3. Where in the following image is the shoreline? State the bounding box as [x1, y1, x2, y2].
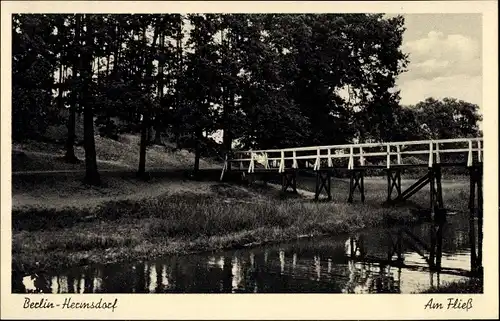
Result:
[11, 175, 477, 294]
[13, 180, 423, 276]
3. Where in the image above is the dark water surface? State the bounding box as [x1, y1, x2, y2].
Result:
[15, 215, 479, 294]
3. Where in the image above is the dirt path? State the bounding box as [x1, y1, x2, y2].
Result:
[12, 178, 215, 211]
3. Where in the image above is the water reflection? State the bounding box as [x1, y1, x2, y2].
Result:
[14, 216, 481, 294]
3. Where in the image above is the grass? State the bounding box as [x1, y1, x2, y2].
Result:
[421, 277, 483, 293]
[11, 183, 416, 274]
[12, 176, 471, 277]
[12, 133, 220, 172]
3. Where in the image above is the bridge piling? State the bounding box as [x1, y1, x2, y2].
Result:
[348, 169, 365, 203]
[282, 171, 297, 193]
[386, 168, 402, 203]
[430, 165, 445, 221]
[468, 164, 483, 273]
[314, 171, 331, 201]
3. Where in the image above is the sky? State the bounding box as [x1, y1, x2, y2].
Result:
[394, 14, 482, 108]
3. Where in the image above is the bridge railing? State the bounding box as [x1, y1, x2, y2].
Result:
[224, 137, 483, 174]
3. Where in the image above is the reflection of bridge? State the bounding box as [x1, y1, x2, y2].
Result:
[345, 221, 481, 284]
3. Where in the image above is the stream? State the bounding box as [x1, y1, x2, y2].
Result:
[14, 214, 480, 294]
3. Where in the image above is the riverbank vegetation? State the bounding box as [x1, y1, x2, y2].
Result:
[422, 277, 483, 293]
[12, 176, 470, 277]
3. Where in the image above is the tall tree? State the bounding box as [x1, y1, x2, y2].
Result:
[12, 14, 57, 140]
[64, 14, 80, 162]
[137, 16, 159, 178]
[184, 14, 220, 175]
[81, 14, 100, 185]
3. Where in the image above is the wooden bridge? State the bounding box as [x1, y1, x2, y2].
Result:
[220, 137, 483, 218]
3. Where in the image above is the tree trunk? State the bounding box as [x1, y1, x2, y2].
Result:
[82, 14, 100, 185]
[113, 23, 120, 76]
[174, 18, 183, 150]
[64, 14, 79, 163]
[154, 124, 162, 145]
[193, 127, 202, 176]
[154, 32, 165, 146]
[138, 112, 149, 177]
[137, 21, 159, 178]
[106, 51, 110, 77]
[222, 90, 234, 170]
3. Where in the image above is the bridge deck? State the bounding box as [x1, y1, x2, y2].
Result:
[228, 162, 478, 173]
[221, 137, 483, 178]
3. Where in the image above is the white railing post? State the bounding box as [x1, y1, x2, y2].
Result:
[386, 144, 391, 169]
[248, 152, 255, 173]
[428, 142, 434, 168]
[232, 137, 482, 175]
[467, 140, 473, 167]
[220, 154, 228, 181]
[435, 142, 440, 164]
[478, 140, 482, 163]
[348, 147, 354, 170]
[279, 150, 285, 173]
[314, 148, 321, 171]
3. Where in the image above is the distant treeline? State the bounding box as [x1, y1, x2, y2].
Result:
[12, 14, 481, 183]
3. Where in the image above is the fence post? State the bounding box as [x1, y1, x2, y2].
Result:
[248, 152, 255, 173]
[478, 140, 482, 163]
[360, 147, 365, 166]
[396, 145, 401, 165]
[467, 140, 473, 167]
[327, 149, 332, 167]
[292, 150, 298, 169]
[348, 147, 354, 170]
[220, 154, 228, 181]
[314, 148, 321, 171]
[435, 142, 440, 164]
[279, 150, 285, 173]
[386, 144, 391, 169]
[428, 142, 434, 168]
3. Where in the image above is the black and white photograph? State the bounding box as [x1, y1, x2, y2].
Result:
[1, 0, 498, 319]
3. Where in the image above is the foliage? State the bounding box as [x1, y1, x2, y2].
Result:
[12, 14, 482, 176]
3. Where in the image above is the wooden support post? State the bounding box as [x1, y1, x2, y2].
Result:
[429, 224, 436, 268]
[247, 173, 255, 186]
[429, 167, 436, 218]
[469, 166, 477, 272]
[435, 222, 443, 271]
[477, 165, 483, 274]
[348, 169, 365, 203]
[386, 169, 402, 203]
[432, 164, 445, 221]
[281, 171, 297, 193]
[314, 171, 331, 201]
[396, 230, 403, 262]
[468, 165, 483, 273]
[435, 165, 444, 207]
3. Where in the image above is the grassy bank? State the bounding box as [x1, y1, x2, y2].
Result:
[421, 277, 483, 293]
[12, 134, 220, 173]
[12, 180, 425, 276]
